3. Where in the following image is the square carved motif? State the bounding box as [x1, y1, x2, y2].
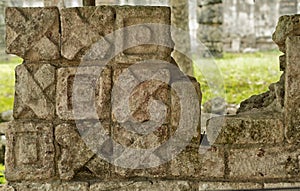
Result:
[56, 66, 111, 120]
[5, 121, 55, 181]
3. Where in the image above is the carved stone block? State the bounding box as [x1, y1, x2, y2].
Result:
[61, 7, 116, 60]
[6, 7, 60, 61]
[56, 66, 111, 120]
[115, 6, 173, 63]
[6, 121, 55, 181]
[14, 64, 56, 120]
[55, 123, 95, 180]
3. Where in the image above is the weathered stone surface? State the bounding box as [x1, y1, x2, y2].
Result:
[0, 185, 14, 191]
[61, 6, 115, 60]
[56, 66, 111, 120]
[285, 36, 300, 143]
[272, 15, 300, 53]
[90, 180, 193, 191]
[237, 73, 285, 114]
[6, 7, 60, 61]
[12, 182, 89, 191]
[198, 182, 262, 191]
[170, 147, 224, 178]
[197, 4, 223, 24]
[112, 64, 171, 151]
[55, 123, 95, 180]
[207, 113, 284, 145]
[6, 121, 55, 181]
[115, 6, 173, 63]
[228, 146, 300, 180]
[264, 182, 300, 189]
[14, 64, 56, 120]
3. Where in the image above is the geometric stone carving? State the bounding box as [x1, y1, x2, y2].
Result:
[56, 66, 111, 120]
[115, 6, 173, 63]
[5, 121, 55, 181]
[61, 7, 115, 60]
[14, 64, 56, 120]
[285, 36, 300, 143]
[6, 7, 60, 61]
[55, 123, 95, 180]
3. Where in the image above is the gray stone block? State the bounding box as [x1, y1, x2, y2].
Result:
[228, 146, 300, 180]
[207, 113, 284, 145]
[6, 7, 60, 61]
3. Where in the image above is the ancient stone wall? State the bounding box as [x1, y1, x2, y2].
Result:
[3, 5, 300, 191]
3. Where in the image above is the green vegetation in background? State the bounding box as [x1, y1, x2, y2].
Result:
[194, 50, 283, 105]
[0, 164, 5, 184]
[0, 57, 21, 114]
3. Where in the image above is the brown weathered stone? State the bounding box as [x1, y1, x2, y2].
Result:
[90, 181, 193, 191]
[12, 182, 89, 191]
[285, 36, 300, 143]
[264, 182, 300, 189]
[14, 64, 56, 120]
[6, 121, 55, 181]
[56, 66, 111, 120]
[55, 123, 95, 180]
[6, 7, 60, 61]
[228, 146, 300, 180]
[272, 15, 300, 53]
[170, 147, 224, 178]
[61, 6, 115, 60]
[207, 113, 284, 145]
[198, 182, 263, 191]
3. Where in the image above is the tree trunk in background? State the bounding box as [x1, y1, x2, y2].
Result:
[170, 0, 193, 76]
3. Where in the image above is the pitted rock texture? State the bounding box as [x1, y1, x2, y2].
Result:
[6, 7, 60, 61]
[14, 63, 56, 120]
[285, 36, 300, 143]
[5, 121, 55, 181]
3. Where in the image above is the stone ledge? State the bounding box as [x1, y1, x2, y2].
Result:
[206, 113, 284, 145]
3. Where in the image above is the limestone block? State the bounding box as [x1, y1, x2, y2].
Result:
[61, 6, 116, 60]
[5, 121, 55, 181]
[198, 182, 263, 191]
[207, 113, 284, 145]
[90, 181, 193, 191]
[12, 182, 89, 191]
[228, 146, 300, 180]
[197, 4, 223, 24]
[169, 147, 224, 178]
[14, 64, 56, 120]
[264, 182, 300, 189]
[285, 36, 300, 143]
[55, 123, 95, 180]
[6, 7, 60, 61]
[112, 64, 171, 152]
[115, 6, 173, 63]
[272, 15, 300, 53]
[56, 66, 111, 120]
